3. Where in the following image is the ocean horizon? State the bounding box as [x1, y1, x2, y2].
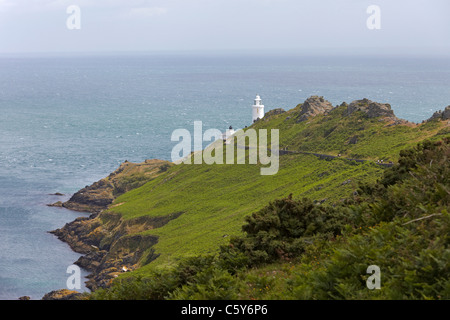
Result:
[1, 52, 450, 299]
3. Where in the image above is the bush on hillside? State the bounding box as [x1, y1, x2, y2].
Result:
[220, 195, 348, 267]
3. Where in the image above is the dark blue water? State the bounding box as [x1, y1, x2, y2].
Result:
[1, 53, 449, 299]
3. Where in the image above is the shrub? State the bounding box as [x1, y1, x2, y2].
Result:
[220, 195, 348, 267]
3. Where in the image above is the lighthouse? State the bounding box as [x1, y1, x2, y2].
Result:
[252, 94, 264, 123]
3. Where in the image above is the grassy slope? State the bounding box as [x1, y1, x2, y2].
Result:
[99, 100, 449, 279]
[91, 137, 450, 300]
[252, 104, 448, 161]
[111, 155, 383, 273]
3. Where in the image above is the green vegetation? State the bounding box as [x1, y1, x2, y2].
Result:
[106, 154, 383, 271]
[108, 160, 174, 197]
[99, 100, 448, 272]
[91, 138, 450, 300]
[65, 97, 450, 300]
[252, 104, 447, 161]
[220, 196, 347, 267]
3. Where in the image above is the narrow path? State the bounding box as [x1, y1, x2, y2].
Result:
[279, 149, 394, 167]
[236, 144, 394, 167]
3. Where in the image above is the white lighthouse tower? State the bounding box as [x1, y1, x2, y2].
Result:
[252, 94, 264, 123]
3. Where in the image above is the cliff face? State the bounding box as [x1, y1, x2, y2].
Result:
[48, 159, 175, 292]
[50, 211, 183, 291]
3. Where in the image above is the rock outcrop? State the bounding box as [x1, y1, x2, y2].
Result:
[345, 98, 396, 119]
[48, 159, 172, 213]
[296, 96, 334, 122]
[46, 159, 179, 292]
[42, 289, 84, 300]
[428, 105, 450, 121]
[444, 107, 450, 120]
[50, 209, 183, 291]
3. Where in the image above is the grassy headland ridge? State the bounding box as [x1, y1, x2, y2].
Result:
[49, 159, 173, 214]
[48, 96, 450, 299]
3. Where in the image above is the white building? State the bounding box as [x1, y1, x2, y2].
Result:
[252, 94, 265, 123]
[219, 95, 264, 145]
[222, 126, 236, 144]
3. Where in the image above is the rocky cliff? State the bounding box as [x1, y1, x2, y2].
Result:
[428, 105, 450, 122]
[295, 96, 334, 122]
[50, 211, 182, 291]
[48, 159, 172, 213]
[293, 96, 402, 124]
[47, 159, 175, 293]
[345, 98, 396, 119]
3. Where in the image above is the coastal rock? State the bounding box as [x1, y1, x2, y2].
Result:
[47, 201, 63, 208]
[345, 98, 396, 119]
[428, 105, 450, 121]
[78, 233, 161, 291]
[296, 96, 334, 122]
[49, 159, 173, 213]
[41, 289, 83, 300]
[50, 209, 183, 291]
[50, 215, 103, 254]
[74, 250, 107, 271]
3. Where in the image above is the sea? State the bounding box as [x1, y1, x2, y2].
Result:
[0, 52, 449, 300]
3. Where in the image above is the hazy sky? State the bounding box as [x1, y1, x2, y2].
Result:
[0, 0, 449, 54]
